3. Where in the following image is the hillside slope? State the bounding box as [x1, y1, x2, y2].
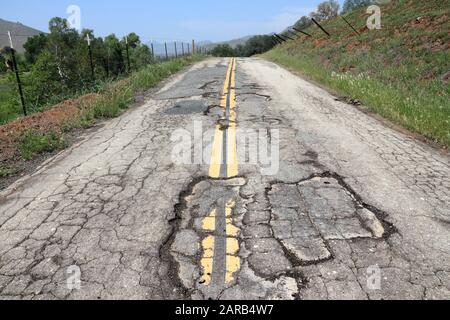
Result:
[263, 0, 450, 147]
[205, 35, 254, 50]
[0, 18, 43, 52]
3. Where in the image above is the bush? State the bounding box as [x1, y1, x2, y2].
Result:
[19, 130, 66, 160]
[211, 44, 236, 57]
[342, 0, 373, 14]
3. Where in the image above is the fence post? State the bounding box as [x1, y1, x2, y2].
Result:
[151, 43, 155, 60]
[311, 18, 331, 37]
[288, 30, 299, 39]
[165, 42, 169, 60]
[174, 42, 178, 58]
[272, 35, 281, 44]
[192, 40, 195, 54]
[86, 33, 95, 81]
[7, 32, 27, 116]
[281, 34, 295, 41]
[182, 42, 185, 56]
[187, 43, 190, 55]
[341, 15, 360, 36]
[125, 36, 131, 72]
[292, 27, 312, 37]
[274, 34, 287, 43]
[106, 47, 110, 77]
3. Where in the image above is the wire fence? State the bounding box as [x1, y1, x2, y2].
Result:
[0, 31, 208, 117]
[271, 13, 366, 46]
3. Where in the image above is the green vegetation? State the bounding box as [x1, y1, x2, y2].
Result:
[211, 35, 276, 57]
[0, 15, 204, 174]
[342, 0, 373, 14]
[0, 164, 15, 178]
[19, 130, 66, 160]
[264, 0, 450, 147]
[0, 54, 203, 169]
[0, 17, 157, 124]
[80, 56, 201, 125]
[0, 74, 23, 124]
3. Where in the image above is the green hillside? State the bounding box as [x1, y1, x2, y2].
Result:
[263, 0, 450, 147]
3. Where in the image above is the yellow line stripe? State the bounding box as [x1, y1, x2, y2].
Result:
[227, 58, 238, 177]
[225, 199, 241, 284]
[209, 58, 239, 178]
[209, 58, 234, 178]
[209, 126, 223, 178]
[220, 59, 233, 109]
[200, 236, 215, 286]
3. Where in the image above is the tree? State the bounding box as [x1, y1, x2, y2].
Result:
[211, 44, 236, 57]
[23, 34, 48, 65]
[0, 52, 7, 73]
[342, 0, 373, 14]
[294, 16, 313, 30]
[130, 44, 152, 67]
[13, 16, 155, 112]
[311, 0, 340, 21]
[240, 35, 275, 57]
[105, 34, 126, 76]
[124, 33, 141, 48]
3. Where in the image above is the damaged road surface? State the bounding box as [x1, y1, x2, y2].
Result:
[0, 58, 449, 300]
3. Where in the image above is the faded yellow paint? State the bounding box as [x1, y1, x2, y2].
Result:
[203, 58, 243, 286]
[225, 199, 240, 237]
[226, 255, 241, 284]
[226, 237, 240, 255]
[200, 235, 215, 286]
[227, 123, 238, 177]
[226, 219, 240, 237]
[225, 199, 241, 284]
[209, 58, 234, 178]
[227, 58, 238, 177]
[208, 126, 223, 178]
[225, 200, 236, 216]
[220, 58, 233, 109]
[202, 209, 216, 232]
[202, 235, 215, 258]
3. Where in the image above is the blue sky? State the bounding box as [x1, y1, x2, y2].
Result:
[2, 0, 345, 42]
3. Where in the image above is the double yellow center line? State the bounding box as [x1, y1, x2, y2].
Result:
[209, 58, 238, 179]
[200, 200, 241, 286]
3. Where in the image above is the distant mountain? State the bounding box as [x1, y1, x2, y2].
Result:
[203, 35, 256, 50]
[0, 18, 44, 53]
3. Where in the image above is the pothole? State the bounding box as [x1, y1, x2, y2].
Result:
[266, 172, 396, 266]
[165, 100, 207, 115]
[237, 93, 272, 102]
[199, 80, 220, 90]
[169, 177, 248, 299]
[202, 92, 219, 99]
[203, 105, 222, 116]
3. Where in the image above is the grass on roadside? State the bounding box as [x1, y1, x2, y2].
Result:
[18, 130, 66, 161]
[263, 0, 450, 147]
[0, 75, 20, 125]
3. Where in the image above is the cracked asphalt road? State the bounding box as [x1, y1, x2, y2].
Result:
[0, 58, 449, 300]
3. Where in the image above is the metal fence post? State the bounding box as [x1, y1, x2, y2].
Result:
[151, 43, 155, 60]
[311, 18, 331, 37]
[7, 32, 27, 116]
[86, 33, 95, 81]
[125, 36, 131, 72]
[341, 16, 361, 36]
